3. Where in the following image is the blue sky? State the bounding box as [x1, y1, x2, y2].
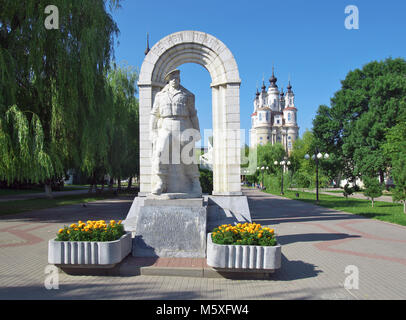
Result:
[111, 0, 406, 146]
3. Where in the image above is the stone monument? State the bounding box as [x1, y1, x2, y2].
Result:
[124, 31, 252, 259]
[127, 69, 207, 258]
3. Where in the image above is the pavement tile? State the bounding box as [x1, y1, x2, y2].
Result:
[0, 190, 405, 299]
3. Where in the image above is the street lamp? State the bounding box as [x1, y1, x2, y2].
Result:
[256, 167, 260, 188]
[241, 169, 248, 184]
[304, 148, 330, 203]
[274, 158, 291, 195]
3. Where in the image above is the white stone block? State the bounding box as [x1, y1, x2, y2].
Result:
[226, 113, 240, 122]
[139, 149, 152, 158]
[48, 233, 132, 266]
[206, 234, 281, 270]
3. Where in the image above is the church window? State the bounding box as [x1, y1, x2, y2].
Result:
[288, 113, 291, 121]
[259, 113, 262, 121]
[288, 136, 291, 140]
[266, 112, 269, 121]
[276, 119, 280, 124]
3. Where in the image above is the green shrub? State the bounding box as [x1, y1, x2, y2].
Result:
[199, 168, 213, 194]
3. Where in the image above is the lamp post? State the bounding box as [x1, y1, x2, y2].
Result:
[274, 158, 291, 195]
[304, 148, 329, 203]
[260, 166, 265, 189]
[242, 169, 249, 184]
[256, 167, 260, 188]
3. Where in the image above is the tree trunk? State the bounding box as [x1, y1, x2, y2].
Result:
[88, 173, 97, 193]
[108, 178, 114, 192]
[117, 177, 121, 192]
[404, 201, 405, 214]
[127, 177, 132, 190]
[44, 183, 53, 198]
[379, 171, 385, 185]
[372, 198, 374, 208]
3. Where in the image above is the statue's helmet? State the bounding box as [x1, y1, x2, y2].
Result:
[164, 69, 180, 82]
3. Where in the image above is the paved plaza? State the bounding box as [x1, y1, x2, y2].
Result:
[0, 188, 406, 300]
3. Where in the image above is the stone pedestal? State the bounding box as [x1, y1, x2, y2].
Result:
[206, 195, 252, 232]
[125, 197, 207, 258]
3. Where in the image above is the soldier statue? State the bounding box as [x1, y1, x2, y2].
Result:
[150, 69, 202, 197]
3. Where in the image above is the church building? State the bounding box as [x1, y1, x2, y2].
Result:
[249, 69, 299, 153]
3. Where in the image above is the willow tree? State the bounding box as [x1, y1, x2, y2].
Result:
[0, 0, 122, 193]
[105, 63, 139, 191]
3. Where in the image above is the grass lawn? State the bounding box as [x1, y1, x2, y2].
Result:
[0, 185, 89, 196]
[265, 188, 406, 227]
[0, 188, 44, 196]
[299, 189, 393, 197]
[0, 191, 136, 216]
[322, 190, 346, 194]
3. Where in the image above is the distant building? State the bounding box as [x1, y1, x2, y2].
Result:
[249, 68, 299, 153]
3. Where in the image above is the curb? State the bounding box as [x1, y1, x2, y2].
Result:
[56, 256, 277, 279]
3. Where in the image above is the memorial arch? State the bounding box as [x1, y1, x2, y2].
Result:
[138, 30, 242, 196]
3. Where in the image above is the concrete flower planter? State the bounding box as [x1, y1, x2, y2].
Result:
[48, 232, 132, 267]
[206, 233, 281, 271]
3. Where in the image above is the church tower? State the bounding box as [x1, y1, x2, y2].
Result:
[249, 70, 299, 153]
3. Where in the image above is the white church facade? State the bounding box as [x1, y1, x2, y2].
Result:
[249, 69, 299, 153]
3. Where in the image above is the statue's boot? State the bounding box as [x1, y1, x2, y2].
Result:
[191, 179, 202, 195]
[152, 176, 166, 195]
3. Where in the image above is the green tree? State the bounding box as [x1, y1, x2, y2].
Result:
[381, 114, 406, 213]
[0, 0, 122, 193]
[289, 130, 332, 189]
[256, 143, 286, 174]
[363, 176, 383, 207]
[391, 159, 406, 214]
[382, 114, 406, 165]
[313, 58, 406, 184]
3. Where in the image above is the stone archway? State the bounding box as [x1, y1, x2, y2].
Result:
[138, 30, 242, 196]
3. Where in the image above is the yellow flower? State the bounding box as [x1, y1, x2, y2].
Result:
[70, 223, 77, 228]
[58, 229, 64, 234]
